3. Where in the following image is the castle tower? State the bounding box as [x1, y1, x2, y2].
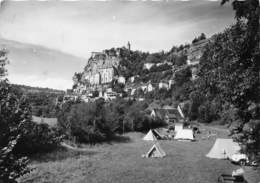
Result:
[127, 41, 131, 50]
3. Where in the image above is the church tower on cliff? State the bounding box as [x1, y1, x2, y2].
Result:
[127, 41, 131, 50]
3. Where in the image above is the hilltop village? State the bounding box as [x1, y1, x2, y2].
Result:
[66, 38, 209, 103]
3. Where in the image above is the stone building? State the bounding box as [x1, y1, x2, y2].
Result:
[82, 51, 120, 90]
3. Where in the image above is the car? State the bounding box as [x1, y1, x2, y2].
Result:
[230, 153, 259, 166]
[218, 174, 247, 183]
[230, 153, 249, 165]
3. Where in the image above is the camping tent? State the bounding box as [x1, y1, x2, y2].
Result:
[174, 129, 194, 141]
[142, 143, 166, 158]
[174, 123, 183, 132]
[143, 129, 163, 141]
[206, 138, 241, 159]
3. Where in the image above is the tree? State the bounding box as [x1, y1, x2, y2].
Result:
[57, 99, 114, 143]
[220, 0, 260, 154]
[0, 49, 8, 79]
[0, 50, 31, 182]
[194, 0, 259, 154]
[192, 33, 206, 44]
[0, 80, 31, 182]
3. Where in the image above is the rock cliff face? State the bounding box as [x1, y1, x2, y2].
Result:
[74, 51, 121, 94]
[187, 39, 209, 65]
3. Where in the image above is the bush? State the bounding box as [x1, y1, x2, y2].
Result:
[198, 101, 220, 123]
[220, 104, 239, 126]
[0, 80, 31, 182]
[14, 121, 63, 155]
[188, 91, 204, 120]
[58, 100, 114, 143]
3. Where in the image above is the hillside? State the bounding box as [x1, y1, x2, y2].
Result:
[0, 38, 86, 90]
[12, 84, 65, 94]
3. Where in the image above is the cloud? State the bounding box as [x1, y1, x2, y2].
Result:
[0, 1, 235, 89]
[0, 1, 234, 57]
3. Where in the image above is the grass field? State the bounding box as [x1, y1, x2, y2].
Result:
[19, 125, 259, 183]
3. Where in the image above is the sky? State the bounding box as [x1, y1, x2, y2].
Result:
[0, 0, 235, 90]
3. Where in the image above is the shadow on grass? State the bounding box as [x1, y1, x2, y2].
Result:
[106, 134, 131, 145]
[29, 135, 131, 162]
[30, 146, 98, 163]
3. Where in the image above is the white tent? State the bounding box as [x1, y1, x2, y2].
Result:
[152, 129, 163, 139]
[174, 123, 183, 132]
[143, 129, 162, 141]
[174, 129, 194, 141]
[177, 105, 185, 118]
[206, 138, 241, 159]
[142, 143, 166, 158]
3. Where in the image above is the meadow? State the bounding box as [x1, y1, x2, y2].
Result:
[19, 126, 259, 183]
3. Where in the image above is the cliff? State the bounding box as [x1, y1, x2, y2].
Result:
[73, 50, 121, 94]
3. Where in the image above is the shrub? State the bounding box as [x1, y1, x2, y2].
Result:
[220, 104, 239, 126]
[198, 101, 220, 123]
[58, 100, 114, 143]
[0, 80, 31, 182]
[188, 91, 204, 120]
[14, 121, 63, 155]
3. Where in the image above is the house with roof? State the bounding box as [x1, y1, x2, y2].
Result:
[143, 63, 155, 70]
[158, 81, 169, 90]
[147, 83, 154, 92]
[117, 76, 126, 84]
[32, 115, 58, 127]
[150, 108, 183, 123]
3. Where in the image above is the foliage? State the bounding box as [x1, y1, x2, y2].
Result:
[111, 81, 125, 94]
[188, 91, 204, 120]
[174, 67, 192, 86]
[14, 121, 63, 155]
[194, 0, 260, 153]
[198, 101, 220, 123]
[25, 92, 61, 118]
[57, 99, 114, 143]
[56, 98, 165, 138]
[192, 33, 206, 44]
[145, 52, 166, 64]
[0, 49, 9, 79]
[220, 103, 239, 126]
[106, 99, 164, 133]
[0, 80, 31, 183]
[171, 81, 192, 102]
[117, 48, 148, 79]
[0, 49, 64, 182]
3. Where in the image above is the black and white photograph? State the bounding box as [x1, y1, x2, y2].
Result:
[0, 0, 259, 182]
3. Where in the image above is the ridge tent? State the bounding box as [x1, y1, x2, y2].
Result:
[206, 138, 241, 159]
[143, 129, 163, 141]
[142, 143, 166, 158]
[153, 129, 163, 139]
[174, 123, 183, 132]
[174, 129, 194, 141]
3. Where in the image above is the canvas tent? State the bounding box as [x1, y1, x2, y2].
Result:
[142, 143, 166, 158]
[206, 138, 241, 159]
[174, 123, 183, 132]
[143, 129, 163, 141]
[174, 129, 194, 141]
